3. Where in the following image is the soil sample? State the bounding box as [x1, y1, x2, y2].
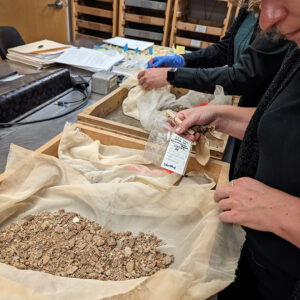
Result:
[0, 210, 174, 281]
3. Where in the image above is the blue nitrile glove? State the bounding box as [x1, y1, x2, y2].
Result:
[147, 55, 185, 68]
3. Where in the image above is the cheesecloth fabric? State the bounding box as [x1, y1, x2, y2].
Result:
[121, 76, 231, 164]
[0, 125, 245, 300]
[121, 76, 232, 132]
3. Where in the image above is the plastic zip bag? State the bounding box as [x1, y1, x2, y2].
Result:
[144, 117, 192, 175]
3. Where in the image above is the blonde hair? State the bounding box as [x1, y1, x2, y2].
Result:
[228, 0, 244, 6]
[248, 0, 261, 13]
[229, 0, 261, 13]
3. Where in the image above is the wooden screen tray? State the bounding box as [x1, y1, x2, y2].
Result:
[0, 123, 229, 188]
[78, 86, 229, 160]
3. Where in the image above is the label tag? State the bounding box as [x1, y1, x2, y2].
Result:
[190, 39, 201, 48]
[195, 25, 207, 33]
[109, 76, 117, 89]
[161, 133, 192, 175]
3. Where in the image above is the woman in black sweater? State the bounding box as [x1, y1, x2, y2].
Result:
[174, 0, 300, 298]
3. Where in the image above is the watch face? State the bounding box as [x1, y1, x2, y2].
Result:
[167, 68, 176, 84]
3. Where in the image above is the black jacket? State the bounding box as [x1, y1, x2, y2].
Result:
[173, 8, 290, 107]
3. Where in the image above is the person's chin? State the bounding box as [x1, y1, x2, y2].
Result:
[285, 29, 300, 44]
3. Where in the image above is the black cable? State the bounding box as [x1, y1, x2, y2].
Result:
[0, 88, 88, 128]
[55, 89, 88, 106]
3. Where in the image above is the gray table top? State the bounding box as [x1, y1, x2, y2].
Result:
[0, 60, 105, 173]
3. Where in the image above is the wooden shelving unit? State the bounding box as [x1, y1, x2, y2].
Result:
[169, 0, 239, 49]
[118, 0, 174, 46]
[71, 0, 118, 41]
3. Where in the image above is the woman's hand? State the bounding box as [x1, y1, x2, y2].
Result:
[176, 106, 256, 140]
[215, 177, 300, 248]
[174, 106, 218, 141]
[138, 68, 170, 89]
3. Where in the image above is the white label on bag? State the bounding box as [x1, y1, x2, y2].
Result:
[195, 25, 207, 33]
[161, 133, 192, 175]
[190, 39, 201, 47]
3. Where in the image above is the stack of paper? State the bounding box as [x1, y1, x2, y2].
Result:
[103, 37, 154, 51]
[55, 47, 125, 72]
[7, 40, 71, 68]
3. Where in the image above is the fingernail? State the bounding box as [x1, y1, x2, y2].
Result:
[175, 127, 182, 134]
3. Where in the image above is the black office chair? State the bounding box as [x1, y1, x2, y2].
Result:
[0, 26, 24, 60]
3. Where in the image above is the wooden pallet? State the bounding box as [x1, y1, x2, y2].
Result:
[77, 86, 231, 160]
[118, 0, 174, 46]
[170, 0, 239, 49]
[71, 0, 118, 41]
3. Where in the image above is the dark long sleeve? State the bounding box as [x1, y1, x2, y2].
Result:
[173, 36, 290, 96]
[181, 30, 231, 68]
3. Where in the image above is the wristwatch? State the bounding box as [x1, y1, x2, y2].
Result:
[167, 68, 177, 85]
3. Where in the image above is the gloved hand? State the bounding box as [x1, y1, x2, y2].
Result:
[147, 55, 185, 68]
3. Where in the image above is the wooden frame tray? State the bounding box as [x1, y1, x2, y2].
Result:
[0, 123, 229, 188]
[78, 86, 229, 160]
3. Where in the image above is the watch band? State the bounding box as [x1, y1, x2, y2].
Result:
[167, 68, 177, 85]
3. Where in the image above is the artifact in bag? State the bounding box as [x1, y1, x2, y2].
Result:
[165, 110, 223, 166]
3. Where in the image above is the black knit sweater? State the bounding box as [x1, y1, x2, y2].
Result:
[233, 42, 300, 300]
[233, 43, 300, 179]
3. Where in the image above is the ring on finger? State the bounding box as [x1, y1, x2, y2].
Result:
[231, 180, 235, 187]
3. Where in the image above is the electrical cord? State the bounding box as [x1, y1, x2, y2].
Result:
[0, 87, 89, 128]
[55, 89, 88, 106]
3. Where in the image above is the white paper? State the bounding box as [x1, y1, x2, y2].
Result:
[55, 47, 124, 71]
[195, 25, 207, 33]
[190, 40, 201, 48]
[161, 133, 192, 175]
[0, 74, 24, 82]
[103, 37, 154, 51]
